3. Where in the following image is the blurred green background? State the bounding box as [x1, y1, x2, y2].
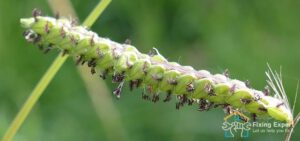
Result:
[1, 0, 300, 141]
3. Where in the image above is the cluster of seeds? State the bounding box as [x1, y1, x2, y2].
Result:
[20, 10, 293, 125]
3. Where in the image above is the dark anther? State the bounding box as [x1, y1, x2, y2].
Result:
[198, 100, 206, 111]
[205, 84, 216, 96]
[32, 8, 42, 22]
[23, 30, 30, 37]
[142, 62, 148, 74]
[142, 92, 150, 101]
[34, 34, 41, 43]
[60, 27, 66, 38]
[129, 79, 142, 90]
[100, 69, 108, 80]
[223, 69, 230, 78]
[263, 86, 270, 96]
[88, 58, 96, 67]
[215, 104, 228, 109]
[163, 91, 172, 102]
[245, 80, 251, 88]
[96, 48, 104, 59]
[230, 84, 236, 94]
[276, 102, 284, 108]
[23, 30, 39, 43]
[254, 93, 261, 101]
[43, 48, 51, 54]
[129, 81, 134, 91]
[240, 98, 252, 104]
[176, 95, 187, 108]
[136, 79, 142, 88]
[207, 102, 214, 110]
[62, 50, 68, 57]
[76, 55, 83, 65]
[198, 99, 212, 111]
[152, 94, 159, 103]
[112, 72, 125, 83]
[90, 35, 95, 46]
[129, 80, 141, 91]
[175, 102, 181, 109]
[37, 44, 43, 50]
[188, 99, 194, 105]
[148, 48, 159, 57]
[33, 35, 40, 43]
[204, 84, 211, 93]
[186, 82, 195, 92]
[124, 39, 131, 45]
[223, 104, 232, 114]
[71, 18, 78, 26]
[113, 89, 121, 99]
[55, 12, 60, 19]
[213, 104, 221, 108]
[29, 33, 36, 39]
[112, 47, 121, 59]
[181, 95, 188, 106]
[44, 21, 50, 34]
[81, 60, 86, 65]
[70, 35, 78, 45]
[252, 113, 257, 122]
[113, 81, 124, 99]
[25, 32, 41, 43]
[146, 85, 153, 93]
[91, 67, 96, 74]
[43, 43, 53, 54]
[258, 107, 268, 112]
[168, 79, 177, 85]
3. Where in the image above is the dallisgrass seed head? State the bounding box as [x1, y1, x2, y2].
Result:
[20, 12, 294, 125]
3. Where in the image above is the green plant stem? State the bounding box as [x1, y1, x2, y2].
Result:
[2, 0, 111, 141]
[82, 0, 111, 28]
[2, 52, 68, 141]
[285, 112, 300, 141]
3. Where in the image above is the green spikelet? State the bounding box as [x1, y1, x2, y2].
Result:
[20, 15, 294, 125]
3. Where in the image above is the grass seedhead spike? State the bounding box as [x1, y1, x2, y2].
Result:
[20, 14, 295, 126]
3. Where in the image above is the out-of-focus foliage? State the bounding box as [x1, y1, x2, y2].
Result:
[1, 0, 300, 141]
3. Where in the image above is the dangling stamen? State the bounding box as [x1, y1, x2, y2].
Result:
[113, 81, 125, 99]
